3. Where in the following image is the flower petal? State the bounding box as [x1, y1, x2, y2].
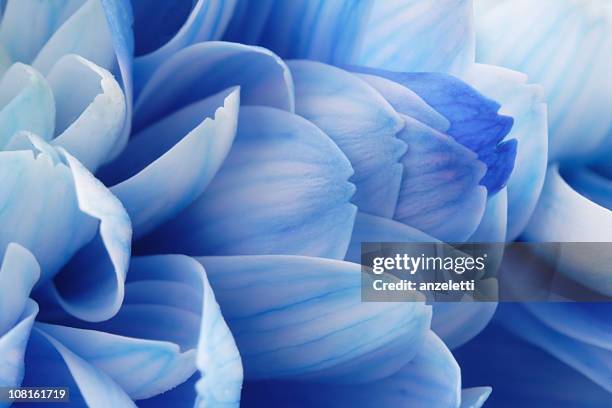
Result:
[0, 0, 85, 64]
[523, 165, 612, 295]
[456, 320, 612, 407]
[475, 0, 612, 162]
[0, 243, 40, 335]
[431, 302, 497, 350]
[496, 303, 612, 393]
[32, 0, 116, 76]
[35, 323, 196, 401]
[241, 331, 459, 408]
[460, 387, 492, 408]
[198, 255, 432, 383]
[100, 0, 135, 153]
[134, 41, 294, 131]
[0, 146, 97, 283]
[350, 67, 516, 195]
[253, 0, 372, 65]
[223, 0, 275, 44]
[0, 243, 39, 389]
[289, 60, 406, 218]
[139, 106, 356, 260]
[52, 148, 131, 322]
[345, 212, 436, 263]
[0, 62, 55, 149]
[133, 0, 238, 92]
[463, 63, 547, 241]
[394, 114, 487, 241]
[111, 88, 239, 238]
[468, 187, 507, 242]
[48, 54, 126, 171]
[355, 0, 475, 75]
[23, 328, 135, 407]
[355, 72, 450, 132]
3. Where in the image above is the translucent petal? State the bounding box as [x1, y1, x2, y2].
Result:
[52, 149, 132, 322]
[134, 41, 294, 131]
[394, 115, 487, 241]
[36, 323, 196, 400]
[0, 243, 39, 335]
[223, 0, 275, 45]
[255, 0, 372, 65]
[356, 0, 475, 75]
[49, 55, 126, 172]
[111, 88, 239, 238]
[134, 0, 238, 92]
[463, 63, 547, 240]
[475, 0, 612, 162]
[0, 62, 54, 149]
[0, 0, 85, 64]
[23, 328, 135, 407]
[350, 66, 516, 195]
[289, 60, 406, 218]
[460, 387, 492, 408]
[198, 255, 432, 383]
[241, 331, 460, 408]
[139, 106, 356, 260]
[32, 0, 115, 76]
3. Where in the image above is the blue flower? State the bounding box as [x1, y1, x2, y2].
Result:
[1, 0, 607, 407]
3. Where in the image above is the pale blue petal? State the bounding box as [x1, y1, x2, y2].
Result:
[469, 187, 507, 242]
[138, 376, 197, 408]
[0, 301, 37, 393]
[198, 255, 432, 383]
[0, 243, 39, 335]
[460, 387, 492, 408]
[431, 302, 497, 350]
[24, 328, 135, 407]
[111, 88, 239, 239]
[134, 41, 294, 131]
[241, 331, 459, 408]
[52, 149, 131, 322]
[463, 63, 547, 241]
[256, 0, 372, 65]
[356, 0, 475, 75]
[0, 62, 54, 149]
[350, 66, 517, 195]
[475, 0, 612, 162]
[0, 0, 85, 64]
[457, 321, 612, 407]
[140, 106, 356, 260]
[32, 0, 116, 76]
[195, 260, 243, 408]
[35, 323, 196, 400]
[523, 165, 612, 295]
[562, 167, 612, 211]
[394, 115, 487, 241]
[0, 243, 39, 391]
[355, 72, 450, 132]
[496, 303, 612, 393]
[49, 55, 126, 172]
[289, 60, 405, 218]
[223, 0, 275, 44]
[134, 0, 238, 92]
[100, 0, 134, 155]
[0, 148, 97, 283]
[345, 212, 436, 263]
[51, 255, 242, 405]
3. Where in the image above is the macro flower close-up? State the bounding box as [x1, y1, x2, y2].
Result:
[0, 1, 610, 407]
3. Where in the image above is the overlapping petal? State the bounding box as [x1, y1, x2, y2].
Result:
[289, 60, 406, 218]
[475, 0, 612, 162]
[140, 106, 356, 260]
[134, 41, 294, 131]
[110, 88, 239, 238]
[198, 255, 431, 384]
